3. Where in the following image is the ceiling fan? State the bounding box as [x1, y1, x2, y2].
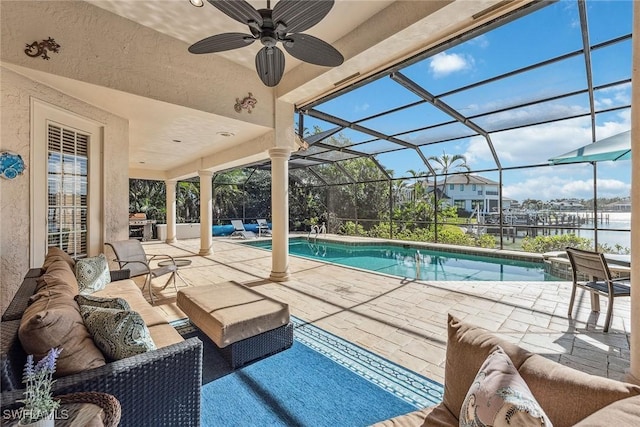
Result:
[188, 0, 344, 87]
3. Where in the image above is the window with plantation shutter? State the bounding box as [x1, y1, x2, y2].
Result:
[47, 124, 89, 258]
[31, 99, 103, 267]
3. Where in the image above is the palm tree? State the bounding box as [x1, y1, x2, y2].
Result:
[428, 151, 470, 196]
[129, 179, 166, 222]
[405, 169, 425, 203]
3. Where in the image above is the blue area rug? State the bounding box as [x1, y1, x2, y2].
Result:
[173, 317, 443, 427]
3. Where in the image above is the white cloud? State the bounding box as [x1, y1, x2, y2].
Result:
[594, 84, 631, 109]
[462, 107, 631, 167]
[429, 52, 474, 78]
[460, 112, 631, 201]
[354, 103, 370, 113]
[468, 35, 489, 49]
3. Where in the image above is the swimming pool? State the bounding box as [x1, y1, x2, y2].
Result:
[246, 238, 559, 282]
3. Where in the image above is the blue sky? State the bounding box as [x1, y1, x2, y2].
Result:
[304, 0, 632, 202]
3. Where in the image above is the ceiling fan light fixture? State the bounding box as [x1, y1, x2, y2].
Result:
[189, 0, 204, 7]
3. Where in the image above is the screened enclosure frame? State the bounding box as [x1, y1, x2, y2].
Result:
[206, 0, 632, 251]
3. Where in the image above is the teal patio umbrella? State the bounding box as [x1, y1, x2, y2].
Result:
[549, 130, 631, 164]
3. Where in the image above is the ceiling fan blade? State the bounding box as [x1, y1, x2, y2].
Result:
[255, 47, 285, 87]
[272, 0, 334, 33]
[188, 33, 255, 54]
[284, 34, 343, 67]
[207, 0, 263, 26]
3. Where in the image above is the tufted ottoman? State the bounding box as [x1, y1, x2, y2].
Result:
[177, 282, 293, 368]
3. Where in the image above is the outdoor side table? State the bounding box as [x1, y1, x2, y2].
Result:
[257, 224, 270, 237]
[157, 258, 192, 290]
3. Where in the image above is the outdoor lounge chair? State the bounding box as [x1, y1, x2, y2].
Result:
[230, 220, 256, 239]
[256, 218, 272, 236]
[565, 246, 631, 332]
[105, 239, 179, 304]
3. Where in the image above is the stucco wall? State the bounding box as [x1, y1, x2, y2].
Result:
[0, 0, 273, 128]
[0, 68, 129, 314]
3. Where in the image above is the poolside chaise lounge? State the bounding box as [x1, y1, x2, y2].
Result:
[230, 219, 256, 239]
[256, 218, 272, 236]
[375, 314, 640, 426]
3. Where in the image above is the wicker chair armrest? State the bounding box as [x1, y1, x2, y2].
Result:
[1, 338, 203, 427]
[109, 269, 131, 281]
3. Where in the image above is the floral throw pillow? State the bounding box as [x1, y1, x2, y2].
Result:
[75, 254, 111, 294]
[460, 346, 552, 427]
[75, 294, 131, 311]
[80, 305, 156, 360]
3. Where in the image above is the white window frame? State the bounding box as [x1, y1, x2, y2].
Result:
[31, 99, 104, 267]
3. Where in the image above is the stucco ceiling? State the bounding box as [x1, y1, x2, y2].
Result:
[5, 0, 519, 179]
[89, 0, 395, 75]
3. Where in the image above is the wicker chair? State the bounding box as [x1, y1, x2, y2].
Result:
[565, 247, 631, 332]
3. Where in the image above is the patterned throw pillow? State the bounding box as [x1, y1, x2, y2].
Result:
[75, 254, 111, 294]
[79, 305, 156, 360]
[460, 346, 552, 427]
[75, 294, 131, 311]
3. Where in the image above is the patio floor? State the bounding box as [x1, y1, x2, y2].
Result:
[133, 236, 632, 384]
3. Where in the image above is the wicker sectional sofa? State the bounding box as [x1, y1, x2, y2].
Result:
[0, 248, 203, 427]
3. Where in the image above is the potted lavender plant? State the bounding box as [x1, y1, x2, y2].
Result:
[18, 348, 62, 427]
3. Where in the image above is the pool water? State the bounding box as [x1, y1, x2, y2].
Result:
[246, 239, 559, 282]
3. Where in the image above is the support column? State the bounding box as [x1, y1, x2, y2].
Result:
[165, 180, 177, 244]
[199, 170, 214, 256]
[627, 0, 639, 385]
[269, 148, 291, 281]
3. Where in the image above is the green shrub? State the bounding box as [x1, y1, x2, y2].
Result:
[521, 234, 592, 253]
[436, 225, 470, 245]
[340, 221, 366, 236]
[474, 233, 497, 248]
[597, 243, 630, 255]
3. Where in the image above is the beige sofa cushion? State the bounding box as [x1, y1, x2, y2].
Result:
[34, 258, 79, 296]
[372, 407, 435, 427]
[519, 355, 640, 426]
[42, 246, 76, 271]
[426, 314, 533, 424]
[19, 259, 106, 376]
[572, 395, 640, 426]
[419, 404, 457, 427]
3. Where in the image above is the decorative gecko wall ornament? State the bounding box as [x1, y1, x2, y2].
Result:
[234, 93, 257, 114]
[24, 37, 61, 60]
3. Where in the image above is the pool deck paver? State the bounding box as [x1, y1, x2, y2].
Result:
[130, 236, 633, 384]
